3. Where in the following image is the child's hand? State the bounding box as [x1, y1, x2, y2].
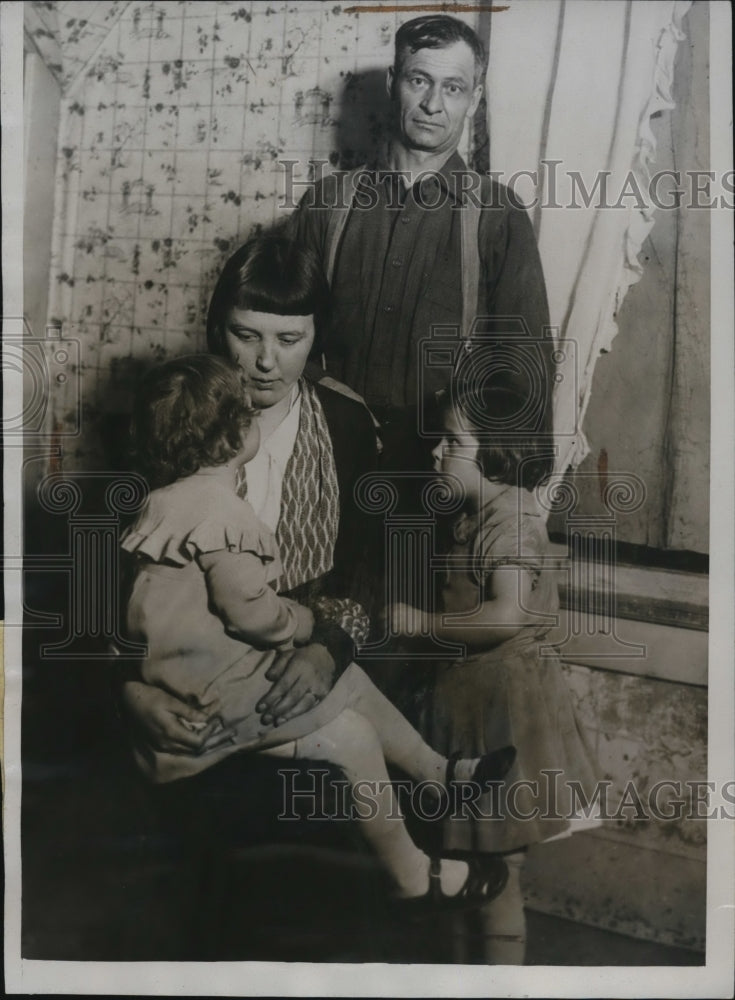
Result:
[385, 602, 426, 638]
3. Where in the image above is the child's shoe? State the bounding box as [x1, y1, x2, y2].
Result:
[392, 855, 509, 920]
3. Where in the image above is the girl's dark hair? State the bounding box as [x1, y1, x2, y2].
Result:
[445, 379, 555, 491]
[206, 232, 330, 359]
[131, 354, 255, 488]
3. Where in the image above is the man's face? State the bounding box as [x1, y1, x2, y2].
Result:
[388, 40, 483, 158]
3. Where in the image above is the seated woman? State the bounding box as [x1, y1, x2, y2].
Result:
[122, 233, 377, 759]
[120, 234, 512, 908]
[122, 350, 513, 901]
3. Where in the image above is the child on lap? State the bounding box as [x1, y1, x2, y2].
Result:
[122, 354, 515, 902]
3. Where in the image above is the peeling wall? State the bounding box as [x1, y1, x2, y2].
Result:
[570, 2, 709, 554]
[524, 661, 707, 950]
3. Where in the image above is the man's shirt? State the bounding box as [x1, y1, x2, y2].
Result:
[291, 151, 552, 419]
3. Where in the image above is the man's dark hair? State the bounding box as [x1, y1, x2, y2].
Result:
[443, 380, 554, 492]
[394, 15, 487, 84]
[131, 354, 255, 489]
[207, 231, 330, 359]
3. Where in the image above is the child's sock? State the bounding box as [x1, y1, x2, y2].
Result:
[384, 738, 484, 790]
[451, 757, 483, 783]
[385, 738, 514, 790]
[381, 840, 468, 899]
[478, 851, 527, 964]
[439, 858, 470, 897]
[409, 750, 505, 787]
[451, 746, 516, 785]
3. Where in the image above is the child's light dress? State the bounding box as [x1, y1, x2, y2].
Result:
[424, 484, 599, 853]
[121, 473, 353, 782]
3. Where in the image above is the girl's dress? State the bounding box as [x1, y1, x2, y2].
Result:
[424, 483, 599, 853]
[121, 473, 354, 783]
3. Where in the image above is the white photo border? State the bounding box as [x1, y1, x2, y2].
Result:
[3, 0, 733, 995]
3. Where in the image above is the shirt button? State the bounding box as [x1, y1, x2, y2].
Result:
[383, 304, 394, 313]
[400, 215, 411, 224]
[391, 257, 403, 267]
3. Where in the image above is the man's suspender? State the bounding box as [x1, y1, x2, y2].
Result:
[459, 175, 481, 340]
[323, 166, 482, 340]
[323, 168, 361, 287]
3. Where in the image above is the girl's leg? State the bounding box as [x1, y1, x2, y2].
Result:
[477, 851, 527, 964]
[335, 663, 483, 786]
[269, 707, 469, 899]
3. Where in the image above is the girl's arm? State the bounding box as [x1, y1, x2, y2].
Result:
[198, 548, 313, 648]
[389, 565, 536, 651]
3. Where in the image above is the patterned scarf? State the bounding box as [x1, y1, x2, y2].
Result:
[245, 379, 339, 592]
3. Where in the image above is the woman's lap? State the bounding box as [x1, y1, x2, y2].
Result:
[149, 747, 359, 852]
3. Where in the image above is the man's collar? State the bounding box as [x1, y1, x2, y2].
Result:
[430, 151, 470, 204]
[370, 148, 470, 205]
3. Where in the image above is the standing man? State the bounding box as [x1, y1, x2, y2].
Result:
[290, 14, 553, 458]
[290, 15, 552, 964]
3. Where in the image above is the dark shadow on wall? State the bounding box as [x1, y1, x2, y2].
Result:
[334, 68, 392, 169]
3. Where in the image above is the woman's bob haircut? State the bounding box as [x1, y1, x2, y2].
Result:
[206, 231, 331, 360]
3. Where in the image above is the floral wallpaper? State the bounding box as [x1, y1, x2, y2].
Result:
[33, 0, 479, 470]
[26, 1, 131, 92]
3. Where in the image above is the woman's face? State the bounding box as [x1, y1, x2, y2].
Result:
[222, 307, 315, 409]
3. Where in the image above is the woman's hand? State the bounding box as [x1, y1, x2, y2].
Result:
[121, 680, 235, 756]
[257, 643, 336, 727]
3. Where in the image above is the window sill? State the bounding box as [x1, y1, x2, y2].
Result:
[547, 543, 708, 686]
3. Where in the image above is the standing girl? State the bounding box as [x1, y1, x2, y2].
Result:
[122, 353, 515, 905]
[387, 380, 599, 957]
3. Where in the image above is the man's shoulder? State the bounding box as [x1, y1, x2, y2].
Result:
[475, 175, 524, 213]
[473, 175, 537, 245]
[309, 377, 379, 471]
[311, 375, 375, 438]
[311, 374, 373, 422]
[298, 167, 366, 212]
[434, 161, 523, 216]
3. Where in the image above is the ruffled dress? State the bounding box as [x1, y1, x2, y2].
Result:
[121, 474, 354, 783]
[424, 484, 600, 853]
